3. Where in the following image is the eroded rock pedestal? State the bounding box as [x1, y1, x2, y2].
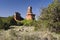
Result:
[26, 6, 35, 20]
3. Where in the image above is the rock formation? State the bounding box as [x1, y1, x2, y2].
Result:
[13, 12, 24, 21]
[26, 6, 35, 20]
[13, 6, 35, 21]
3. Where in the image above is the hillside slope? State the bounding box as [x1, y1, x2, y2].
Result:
[0, 26, 60, 40]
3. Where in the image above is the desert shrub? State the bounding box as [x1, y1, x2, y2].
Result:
[3, 23, 10, 30]
[22, 20, 34, 26]
[38, 0, 60, 32]
[0, 16, 17, 30]
[34, 21, 42, 31]
[0, 20, 10, 30]
[0, 19, 4, 29]
[23, 20, 31, 26]
[16, 21, 23, 26]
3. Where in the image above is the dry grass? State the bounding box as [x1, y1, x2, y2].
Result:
[0, 26, 60, 40]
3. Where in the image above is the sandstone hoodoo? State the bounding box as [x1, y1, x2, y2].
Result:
[26, 6, 35, 20]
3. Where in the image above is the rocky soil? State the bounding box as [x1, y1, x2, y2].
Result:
[0, 26, 60, 40]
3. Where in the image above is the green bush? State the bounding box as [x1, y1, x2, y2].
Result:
[22, 20, 35, 26]
[0, 16, 17, 30]
[0, 19, 4, 29]
[38, 0, 60, 32]
[16, 21, 23, 26]
[0, 20, 10, 30]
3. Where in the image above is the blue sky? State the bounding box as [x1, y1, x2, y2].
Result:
[0, 0, 53, 18]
